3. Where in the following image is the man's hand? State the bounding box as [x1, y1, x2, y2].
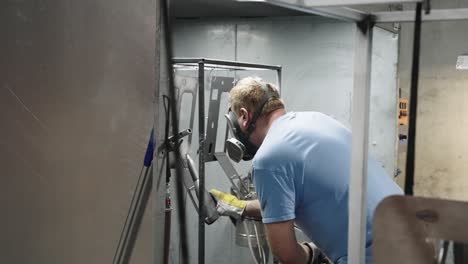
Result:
[209, 189, 247, 219]
[302, 242, 332, 264]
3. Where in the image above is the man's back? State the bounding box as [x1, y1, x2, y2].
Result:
[252, 112, 403, 263]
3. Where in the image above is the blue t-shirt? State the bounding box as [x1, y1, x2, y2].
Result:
[252, 112, 403, 263]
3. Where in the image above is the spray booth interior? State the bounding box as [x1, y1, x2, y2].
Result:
[2, 0, 468, 264]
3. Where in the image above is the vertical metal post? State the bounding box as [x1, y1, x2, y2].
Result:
[153, 0, 165, 263]
[348, 19, 373, 264]
[405, 2, 423, 196]
[156, 1, 189, 263]
[198, 61, 206, 264]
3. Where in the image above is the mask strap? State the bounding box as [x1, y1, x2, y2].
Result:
[246, 83, 275, 135]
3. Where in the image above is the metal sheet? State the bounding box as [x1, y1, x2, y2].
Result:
[374, 195, 468, 264]
[0, 1, 156, 263]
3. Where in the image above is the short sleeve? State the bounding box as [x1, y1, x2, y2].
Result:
[253, 167, 296, 224]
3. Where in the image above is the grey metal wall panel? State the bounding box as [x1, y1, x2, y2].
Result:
[173, 16, 398, 264]
[173, 20, 237, 60]
[0, 1, 156, 263]
[236, 17, 355, 126]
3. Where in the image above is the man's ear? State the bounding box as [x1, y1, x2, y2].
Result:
[239, 107, 250, 128]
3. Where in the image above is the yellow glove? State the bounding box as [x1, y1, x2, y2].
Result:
[209, 189, 247, 219]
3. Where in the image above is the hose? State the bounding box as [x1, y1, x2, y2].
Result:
[244, 220, 261, 264]
[253, 222, 267, 264]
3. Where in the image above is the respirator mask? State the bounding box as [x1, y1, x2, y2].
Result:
[224, 83, 275, 163]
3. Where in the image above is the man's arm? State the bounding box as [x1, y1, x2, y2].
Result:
[243, 199, 262, 219]
[265, 220, 311, 264]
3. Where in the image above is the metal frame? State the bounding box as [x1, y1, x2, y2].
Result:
[172, 58, 282, 71]
[229, 1, 468, 264]
[171, 58, 281, 264]
[374, 8, 468, 22]
[244, 0, 468, 23]
[240, 0, 422, 7]
[197, 61, 206, 264]
[348, 19, 373, 264]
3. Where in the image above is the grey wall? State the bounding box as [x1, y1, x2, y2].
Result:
[0, 1, 156, 263]
[170, 16, 399, 264]
[396, 0, 468, 199]
[174, 16, 398, 173]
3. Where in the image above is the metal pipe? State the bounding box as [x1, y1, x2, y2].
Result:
[113, 129, 155, 264]
[186, 154, 219, 224]
[112, 165, 153, 264]
[244, 221, 261, 264]
[153, 1, 165, 262]
[172, 58, 281, 71]
[198, 61, 206, 264]
[404, 2, 423, 195]
[160, 0, 189, 262]
[163, 195, 171, 264]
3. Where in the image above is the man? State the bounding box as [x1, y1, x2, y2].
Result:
[210, 77, 403, 264]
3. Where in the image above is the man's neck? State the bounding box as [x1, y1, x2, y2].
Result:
[251, 108, 286, 146]
[264, 108, 286, 131]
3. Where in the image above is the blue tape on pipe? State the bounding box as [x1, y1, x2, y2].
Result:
[143, 128, 154, 167]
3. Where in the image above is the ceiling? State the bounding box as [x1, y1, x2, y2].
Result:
[172, 0, 305, 18]
[171, 1, 428, 19]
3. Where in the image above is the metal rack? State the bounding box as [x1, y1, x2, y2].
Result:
[232, 1, 468, 263]
[172, 58, 281, 264]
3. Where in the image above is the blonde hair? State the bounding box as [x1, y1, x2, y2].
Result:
[229, 76, 284, 117]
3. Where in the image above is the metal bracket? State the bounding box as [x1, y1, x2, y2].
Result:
[174, 75, 198, 149]
[214, 152, 249, 195]
[204, 77, 235, 162]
